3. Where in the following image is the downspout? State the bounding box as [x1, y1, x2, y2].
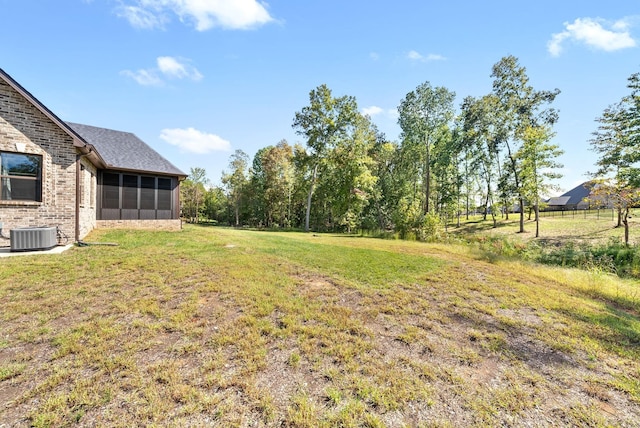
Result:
[75, 154, 82, 242]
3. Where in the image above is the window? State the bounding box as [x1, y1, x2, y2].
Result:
[0, 152, 42, 202]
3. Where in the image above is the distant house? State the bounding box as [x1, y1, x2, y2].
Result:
[546, 182, 613, 211]
[0, 68, 186, 243]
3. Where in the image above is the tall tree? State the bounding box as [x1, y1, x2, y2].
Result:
[180, 167, 208, 223]
[292, 84, 359, 232]
[398, 82, 456, 214]
[518, 125, 563, 237]
[325, 113, 379, 232]
[589, 71, 640, 244]
[460, 95, 502, 226]
[222, 150, 250, 227]
[261, 140, 295, 227]
[490, 55, 560, 233]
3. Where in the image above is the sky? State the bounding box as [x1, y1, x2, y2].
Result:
[1, 0, 639, 196]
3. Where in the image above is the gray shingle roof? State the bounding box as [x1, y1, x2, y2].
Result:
[561, 182, 591, 206]
[547, 196, 571, 206]
[66, 122, 185, 177]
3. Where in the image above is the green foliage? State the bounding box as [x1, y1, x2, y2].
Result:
[393, 197, 443, 241]
[180, 167, 209, 223]
[537, 239, 640, 278]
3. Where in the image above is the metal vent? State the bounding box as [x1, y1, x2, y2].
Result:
[10, 227, 57, 252]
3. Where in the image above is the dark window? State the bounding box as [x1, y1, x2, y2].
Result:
[122, 175, 138, 209]
[140, 176, 156, 210]
[0, 152, 42, 202]
[157, 178, 172, 210]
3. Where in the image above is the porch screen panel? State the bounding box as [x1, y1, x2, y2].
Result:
[99, 172, 176, 220]
[102, 173, 120, 209]
[157, 178, 172, 210]
[122, 175, 138, 209]
[140, 176, 155, 210]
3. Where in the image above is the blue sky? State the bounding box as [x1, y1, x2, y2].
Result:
[2, 1, 639, 195]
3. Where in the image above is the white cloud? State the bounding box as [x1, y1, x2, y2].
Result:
[362, 106, 383, 116]
[407, 50, 446, 62]
[157, 56, 203, 81]
[425, 53, 446, 61]
[160, 128, 232, 154]
[117, 0, 274, 31]
[369, 52, 380, 61]
[120, 68, 164, 86]
[362, 106, 398, 120]
[122, 56, 202, 86]
[548, 17, 636, 57]
[117, 5, 168, 30]
[407, 50, 423, 61]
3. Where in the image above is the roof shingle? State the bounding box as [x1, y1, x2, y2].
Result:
[66, 122, 185, 177]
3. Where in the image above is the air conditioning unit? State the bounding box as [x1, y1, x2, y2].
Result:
[10, 226, 57, 252]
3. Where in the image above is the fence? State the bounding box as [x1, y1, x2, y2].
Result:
[538, 208, 616, 220]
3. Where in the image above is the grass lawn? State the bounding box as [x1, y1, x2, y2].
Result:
[1, 225, 640, 426]
[448, 208, 640, 246]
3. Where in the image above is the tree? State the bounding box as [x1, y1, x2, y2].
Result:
[490, 55, 560, 233]
[261, 140, 295, 227]
[222, 150, 250, 227]
[398, 82, 456, 215]
[518, 125, 563, 237]
[292, 84, 359, 232]
[460, 95, 502, 226]
[589, 71, 640, 244]
[203, 185, 228, 224]
[325, 113, 379, 232]
[180, 167, 208, 223]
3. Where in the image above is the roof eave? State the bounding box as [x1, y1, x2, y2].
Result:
[0, 68, 92, 151]
[102, 165, 187, 179]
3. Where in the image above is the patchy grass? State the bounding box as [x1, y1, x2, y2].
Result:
[1, 225, 639, 426]
[450, 209, 640, 246]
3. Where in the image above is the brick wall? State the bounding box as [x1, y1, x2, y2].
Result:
[0, 79, 78, 240]
[78, 158, 97, 239]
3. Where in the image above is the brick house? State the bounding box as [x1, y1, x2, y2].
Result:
[0, 68, 186, 244]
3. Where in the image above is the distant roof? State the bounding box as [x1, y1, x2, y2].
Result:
[547, 196, 571, 206]
[561, 182, 591, 206]
[67, 122, 186, 177]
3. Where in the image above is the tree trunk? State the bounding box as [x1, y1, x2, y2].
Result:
[304, 164, 318, 232]
[617, 208, 622, 228]
[623, 207, 630, 245]
[483, 190, 490, 221]
[535, 203, 540, 238]
[518, 197, 525, 233]
[425, 137, 431, 214]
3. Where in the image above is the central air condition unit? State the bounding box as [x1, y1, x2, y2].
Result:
[10, 226, 57, 252]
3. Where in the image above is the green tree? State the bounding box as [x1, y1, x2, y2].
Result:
[460, 95, 502, 226]
[180, 167, 208, 223]
[222, 150, 250, 227]
[518, 125, 563, 238]
[397, 81, 456, 215]
[292, 84, 359, 232]
[490, 55, 560, 233]
[203, 185, 228, 224]
[261, 140, 295, 228]
[589, 71, 640, 244]
[325, 113, 379, 232]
